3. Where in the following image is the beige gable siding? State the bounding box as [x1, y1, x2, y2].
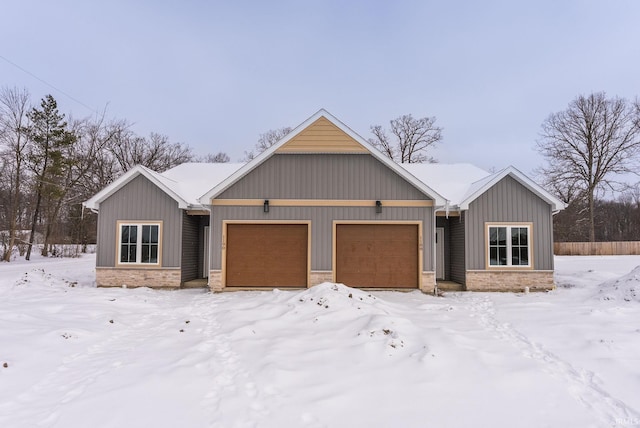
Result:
[465, 175, 554, 271]
[277, 117, 368, 153]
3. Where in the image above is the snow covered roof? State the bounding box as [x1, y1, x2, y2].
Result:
[400, 163, 490, 207]
[83, 111, 564, 214]
[401, 163, 565, 212]
[84, 161, 563, 214]
[160, 163, 245, 206]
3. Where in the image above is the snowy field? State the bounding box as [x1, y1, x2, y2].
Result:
[1, 255, 639, 428]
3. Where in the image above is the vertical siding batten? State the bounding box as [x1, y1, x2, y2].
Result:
[217, 154, 430, 201]
[466, 176, 554, 270]
[97, 174, 183, 268]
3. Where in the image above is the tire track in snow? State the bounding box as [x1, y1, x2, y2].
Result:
[460, 294, 640, 426]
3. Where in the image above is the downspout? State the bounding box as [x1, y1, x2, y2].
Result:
[207, 204, 213, 290]
[433, 207, 438, 296]
[188, 202, 213, 290]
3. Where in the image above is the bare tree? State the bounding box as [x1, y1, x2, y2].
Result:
[369, 114, 442, 163]
[0, 87, 31, 261]
[243, 126, 292, 161]
[79, 118, 127, 196]
[42, 113, 124, 253]
[110, 130, 193, 173]
[537, 92, 640, 242]
[197, 152, 230, 163]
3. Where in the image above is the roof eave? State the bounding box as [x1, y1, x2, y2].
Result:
[458, 166, 566, 212]
[82, 166, 148, 211]
[83, 164, 191, 211]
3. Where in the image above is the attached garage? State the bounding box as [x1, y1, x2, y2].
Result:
[224, 223, 309, 287]
[335, 223, 420, 289]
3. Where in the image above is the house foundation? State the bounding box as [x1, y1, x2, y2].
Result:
[96, 267, 181, 289]
[465, 270, 555, 292]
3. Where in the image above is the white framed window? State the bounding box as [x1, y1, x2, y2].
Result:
[486, 223, 531, 268]
[117, 222, 161, 265]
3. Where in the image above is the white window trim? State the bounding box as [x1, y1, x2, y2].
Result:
[485, 223, 533, 269]
[116, 221, 163, 267]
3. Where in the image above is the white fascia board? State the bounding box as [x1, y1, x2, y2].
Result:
[198, 108, 448, 205]
[458, 166, 566, 212]
[83, 166, 145, 210]
[83, 165, 190, 211]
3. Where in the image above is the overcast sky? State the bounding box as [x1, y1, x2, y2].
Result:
[2, 0, 639, 175]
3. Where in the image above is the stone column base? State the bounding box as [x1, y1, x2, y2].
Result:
[420, 271, 436, 294]
[310, 271, 333, 286]
[208, 270, 223, 292]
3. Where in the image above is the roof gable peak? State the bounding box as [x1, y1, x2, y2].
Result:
[198, 109, 448, 205]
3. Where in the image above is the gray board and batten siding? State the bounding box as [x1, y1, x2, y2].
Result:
[181, 214, 209, 282]
[211, 153, 435, 272]
[210, 206, 434, 271]
[217, 154, 430, 200]
[449, 214, 466, 283]
[436, 216, 466, 283]
[96, 174, 183, 268]
[465, 175, 554, 271]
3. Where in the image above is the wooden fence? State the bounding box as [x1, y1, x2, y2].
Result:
[554, 241, 640, 256]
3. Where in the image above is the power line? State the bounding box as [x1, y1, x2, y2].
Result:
[0, 54, 98, 114]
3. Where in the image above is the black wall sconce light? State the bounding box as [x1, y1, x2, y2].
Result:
[264, 199, 269, 213]
[375, 200, 382, 214]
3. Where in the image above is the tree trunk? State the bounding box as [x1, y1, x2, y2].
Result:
[25, 190, 42, 261]
[42, 196, 65, 257]
[3, 167, 19, 261]
[42, 221, 52, 257]
[3, 148, 23, 262]
[3, 216, 17, 262]
[26, 168, 47, 261]
[588, 188, 596, 242]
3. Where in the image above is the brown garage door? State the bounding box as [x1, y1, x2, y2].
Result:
[336, 224, 419, 288]
[226, 223, 308, 287]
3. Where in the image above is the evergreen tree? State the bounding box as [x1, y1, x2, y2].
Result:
[25, 95, 75, 259]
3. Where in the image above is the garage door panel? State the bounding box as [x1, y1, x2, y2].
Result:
[336, 224, 419, 288]
[340, 256, 376, 273]
[226, 224, 308, 287]
[339, 271, 376, 286]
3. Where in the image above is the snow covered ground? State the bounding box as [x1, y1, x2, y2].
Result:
[1, 255, 639, 428]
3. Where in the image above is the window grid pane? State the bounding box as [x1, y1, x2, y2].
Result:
[140, 225, 159, 264]
[489, 225, 530, 267]
[511, 227, 529, 266]
[120, 225, 137, 263]
[120, 224, 158, 264]
[489, 227, 508, 266]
